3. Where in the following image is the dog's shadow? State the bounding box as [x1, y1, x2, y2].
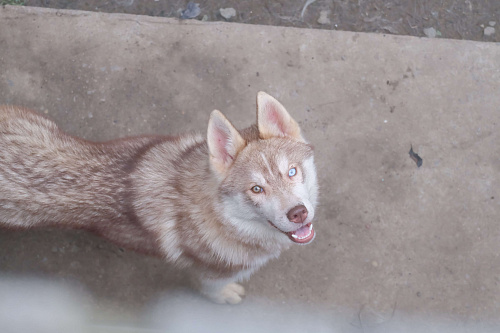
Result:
[0, 228, 191, 309]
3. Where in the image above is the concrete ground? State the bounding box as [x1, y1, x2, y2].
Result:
[1, 5, 500, 331]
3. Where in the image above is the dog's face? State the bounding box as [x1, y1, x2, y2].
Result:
[207, 92, 318, 245]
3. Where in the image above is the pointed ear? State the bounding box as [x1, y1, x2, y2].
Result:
[207, 110, 246, 177]
[257, 91, 304, 142]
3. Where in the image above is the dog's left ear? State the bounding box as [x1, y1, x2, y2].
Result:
[207, 110, 246, 177]
[257, 91, 305, 142]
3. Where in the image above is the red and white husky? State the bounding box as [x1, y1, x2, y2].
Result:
[0, 92, 318, 304]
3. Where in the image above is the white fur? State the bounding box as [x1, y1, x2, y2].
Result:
[302, 156, 319, 207]
[277, 155, 289, 175]
[259, 152, 274, 178]
[221, 194, 286, 244]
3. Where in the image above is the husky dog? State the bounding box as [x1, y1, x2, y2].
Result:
[0, 92, 318, 304]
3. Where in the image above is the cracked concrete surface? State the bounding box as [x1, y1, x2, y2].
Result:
[1, 5, 500, 330]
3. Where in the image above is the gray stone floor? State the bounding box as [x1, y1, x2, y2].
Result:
[1, 5, 500, 331]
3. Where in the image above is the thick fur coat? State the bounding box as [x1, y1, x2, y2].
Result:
[0, 92, 318, 303]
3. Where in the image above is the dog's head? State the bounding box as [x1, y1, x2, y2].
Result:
[207, 92, 318, 245]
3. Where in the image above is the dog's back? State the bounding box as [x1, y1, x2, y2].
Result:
[0, 106, 169, 254]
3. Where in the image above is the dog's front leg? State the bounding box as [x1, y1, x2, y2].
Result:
[196, 277, 246, 304]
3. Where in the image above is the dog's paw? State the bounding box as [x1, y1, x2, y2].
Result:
[208, 283, 246, 305]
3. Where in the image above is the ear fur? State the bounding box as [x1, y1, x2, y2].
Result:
[257, 91, 304, 142]
[207, 110, 246, 177]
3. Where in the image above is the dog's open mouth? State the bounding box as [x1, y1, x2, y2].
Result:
[287, 223, 315, 244]
[268, 221, 315, 244]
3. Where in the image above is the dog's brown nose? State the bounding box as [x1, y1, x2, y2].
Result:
[287, 205, 308, 224]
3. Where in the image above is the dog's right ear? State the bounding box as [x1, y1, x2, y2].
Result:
[207, 110, 246, 178]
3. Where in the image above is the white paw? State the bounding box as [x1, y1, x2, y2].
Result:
[207, 283, 246, 304]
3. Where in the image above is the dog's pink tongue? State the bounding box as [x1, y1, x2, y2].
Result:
[289, 223, 314, 244]
[295, 225, 310, 238]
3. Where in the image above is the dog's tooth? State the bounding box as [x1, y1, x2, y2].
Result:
[309, 224, 313, 231]
[291, 234, 298, 239]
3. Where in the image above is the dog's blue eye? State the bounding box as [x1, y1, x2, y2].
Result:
[288, 167, 297, 177]
[251, 185, 263, 193]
